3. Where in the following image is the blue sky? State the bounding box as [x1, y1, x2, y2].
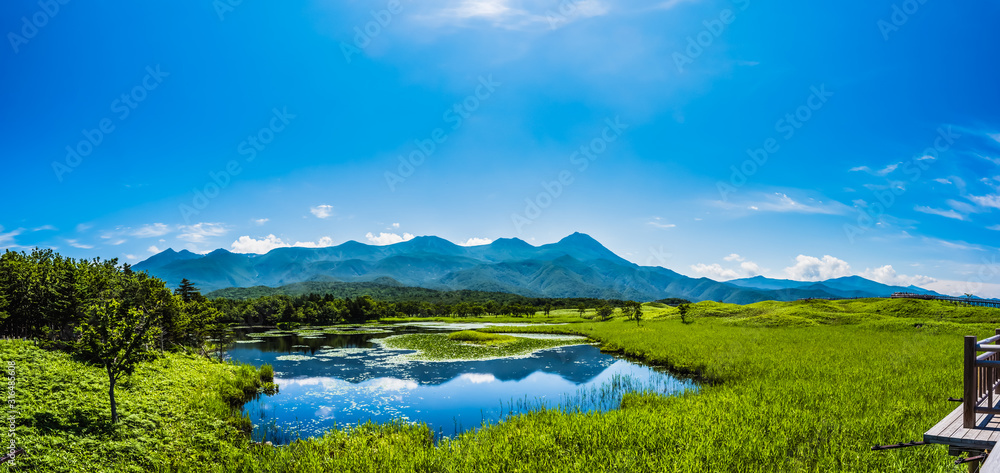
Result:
[2, 0, 1000, 296]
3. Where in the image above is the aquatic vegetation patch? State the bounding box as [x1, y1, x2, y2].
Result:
[447, 330, 517, 345]
[376, 333, 588, 361]
[275, 355, 316, 361]
[234, 339, 264, 344]
[246, 331, 294, 338]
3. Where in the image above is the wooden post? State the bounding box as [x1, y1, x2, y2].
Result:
[966, 335, 978, 428]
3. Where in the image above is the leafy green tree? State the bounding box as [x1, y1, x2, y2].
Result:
[623, 301, 643, 326]
[577, 303, 587, 317]
[595, 304, 614, 321]
[678, 303, 691, 324]
[76, 270, 172, 423]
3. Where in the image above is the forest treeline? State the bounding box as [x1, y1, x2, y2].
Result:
[0, 249, 642, 346]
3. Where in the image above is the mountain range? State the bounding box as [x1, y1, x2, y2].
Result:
[133, 232, 942, 303]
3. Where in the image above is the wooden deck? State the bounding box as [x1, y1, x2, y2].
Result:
[925, 402, 1000, 451]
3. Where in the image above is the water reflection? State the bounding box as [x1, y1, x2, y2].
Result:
[228, 325, 696, 442]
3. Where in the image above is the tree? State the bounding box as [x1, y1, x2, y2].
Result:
[544, 303, 553, 316]
[678, 303, 691, 324]
[175, 278, 204, 303]
[595, 304, 614, 321]
[76, 270, 172, 423]
[623, 300, 643, 327]
[577, 303, 586, 317]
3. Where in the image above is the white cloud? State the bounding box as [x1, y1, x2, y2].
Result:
[783, 255, 852, 281]
[917, 155, 936, 161]
[365, 232, 415, 245]
[124, 254, 138, 260]
[391, 223, 400, 228]
[147, 245, 161, 253]
[934, 178, 952, 185]
[231, 235, 286, 254]
[414, 0, 610, 30]
[740, 261, 761, 277]
[690, 263, 740, 281]
[925, 280, 1000, 299]
[109, 239, 127, 246]
[32, 225, 56, 232]
[849, 163, 900, 176]
[230, 235, 337, 254]
[75, 223, 93, 233]
[647, 217, 676, 229]
[310, 204, 335, 219]
[969, 194, 1000, 210]
[723, 253, 744, 262]
[65, 239, 94, 249]
[914, 205, 965, 221]
[726, 193, 848, 215]
[0, 227, 24, 249]
[860, 265, 936, 287]
[178, 223, 227, 243]
[988, 225, 1000, 231]
[132, 223, 171, 238]
[460, 237, 493, 246]
[253, 218, 269, 226]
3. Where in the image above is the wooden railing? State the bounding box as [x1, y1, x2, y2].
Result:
[964, 330, 1000, 428]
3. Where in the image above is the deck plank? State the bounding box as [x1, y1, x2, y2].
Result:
[924, 403, 1000, 451]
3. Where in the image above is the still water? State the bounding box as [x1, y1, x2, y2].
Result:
[226, 323, 696, 442]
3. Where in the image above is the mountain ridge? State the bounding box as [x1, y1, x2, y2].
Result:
[135, 233, 939, 302]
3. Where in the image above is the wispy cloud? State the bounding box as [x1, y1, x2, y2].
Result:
[0, 227, 25, 249]
[716, 192, 849, 215]
[412, 0, 611, 30]
[914, 205, 965, 221]
[253, 218, 269, 226]
[132, 223, 171, 238]
[178, 223, 227, 243]
[849, 162, 900, 176]
[65, 239, 94, 249]
[969, 194, 1000, 210]
[647, 217, 676, 229]
[32, 225, 57, 232]
[723, 253, 744, 262]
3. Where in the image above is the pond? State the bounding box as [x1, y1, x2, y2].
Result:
[226, 323, 696, 443]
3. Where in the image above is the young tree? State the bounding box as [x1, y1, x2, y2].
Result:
[678, 303, 691, 324]
[76, 270, 172, 423]
[623, 301, 643, 327]
[577, 303, 587, 317]
[595, 304, 614, 321]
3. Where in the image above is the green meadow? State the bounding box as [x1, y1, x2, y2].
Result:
[8, 297, 997, 471]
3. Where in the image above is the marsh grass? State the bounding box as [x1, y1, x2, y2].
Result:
[10, 298, 993, 471]
[446, 330, 516, 345]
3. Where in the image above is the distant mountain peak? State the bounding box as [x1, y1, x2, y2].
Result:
[557, 232, 600, 246]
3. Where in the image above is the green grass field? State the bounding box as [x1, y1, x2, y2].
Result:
[8, 298, 997, 471]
